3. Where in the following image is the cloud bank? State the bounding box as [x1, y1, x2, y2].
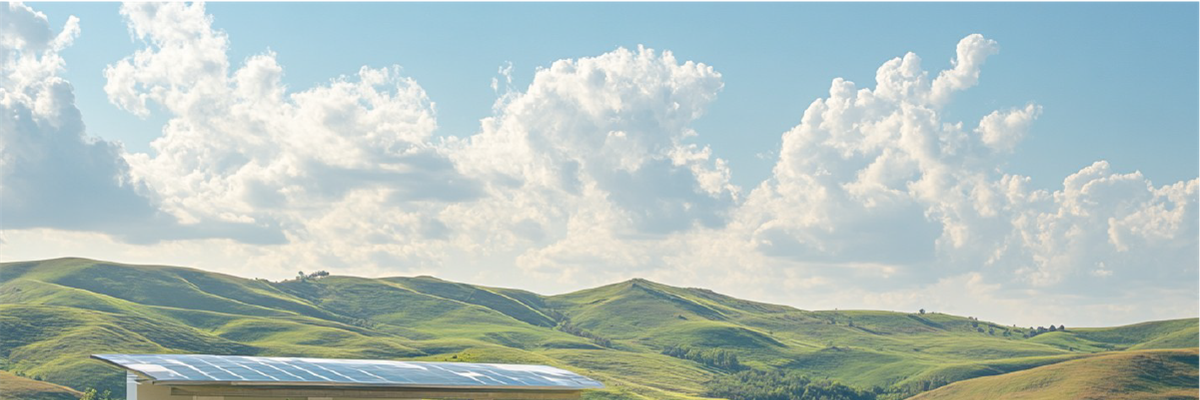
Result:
[2, 2, 1194, 327]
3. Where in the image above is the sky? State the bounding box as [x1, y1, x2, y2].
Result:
[1, 2, 1197, 328]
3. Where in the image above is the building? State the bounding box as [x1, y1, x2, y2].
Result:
[93, 354, 604, 400]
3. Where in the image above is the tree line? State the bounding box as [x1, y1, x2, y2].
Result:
[661, 345, 744, 371]
[556, 321, 613, 348]
[1024, 324, 1067, 338]
[704, 370, 876, 400]
[705, 369, 958, 400]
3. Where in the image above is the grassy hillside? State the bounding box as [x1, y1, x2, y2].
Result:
[0, 370, 82, 400]
[1, 258, 1195, 399]
[910, 348, 1199, 399]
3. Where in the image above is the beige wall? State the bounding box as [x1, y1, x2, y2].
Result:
[130, 375, 336, 400]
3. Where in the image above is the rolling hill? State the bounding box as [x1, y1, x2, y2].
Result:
[0, 370, 81, 400]
[0, 258, 1195, 399]
[910, 348, 1199, 399]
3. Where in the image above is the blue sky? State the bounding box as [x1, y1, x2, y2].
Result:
[33, 2, 1200, 190]
[3, 2, 1197, 327]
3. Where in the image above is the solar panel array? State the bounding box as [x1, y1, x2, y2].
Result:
[92, 354, 604, 390]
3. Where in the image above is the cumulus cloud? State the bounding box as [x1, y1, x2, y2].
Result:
[930, 34, 999, 106]
[740, 35, 1010, 266]
[738, 33, 1197, 320]
[1011, 162, 1199, 287]
[103, 3, 477, 251]
[0, 2, 158, 232]
[0, 3, 290, 244]
[977, 104, 1041, 152]
[451, 45, 736, 274]
[89, 3, 736, 279]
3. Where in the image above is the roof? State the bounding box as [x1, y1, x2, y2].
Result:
[91, 354, 604, 391]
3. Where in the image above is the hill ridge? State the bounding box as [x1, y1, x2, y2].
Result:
[0, 258, 1195, 400]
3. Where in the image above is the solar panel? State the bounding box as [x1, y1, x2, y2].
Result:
[92, 354, 604, 390]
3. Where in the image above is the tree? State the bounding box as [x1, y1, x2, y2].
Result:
[919, 308, 926, 315]
[79, 389, 115, 400]
[304, 270, 331, 280]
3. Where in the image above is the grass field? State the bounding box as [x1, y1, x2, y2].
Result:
[910, 348, 1199, 399]
[1, 258, 1195, 399]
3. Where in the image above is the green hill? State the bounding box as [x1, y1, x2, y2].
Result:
[0, 370, 82, 400]
[909, 348, 1199, 399]
[0, 258, 1195, 399]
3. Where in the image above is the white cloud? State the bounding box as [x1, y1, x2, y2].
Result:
[729, 33, 1196, 325]
[88, 3, 737, 285]
[1012, 161, 1198, 287]
[930, 34, 999, 106]
[976, 104, 1042, 152]
[103, 2, 229, 118]
[0, 2, 158, 233]
[739, 35, 1008, 266]
[105, 3, 465, 248]
[448, 44, 737, 280]
[0, 2, 78, 57]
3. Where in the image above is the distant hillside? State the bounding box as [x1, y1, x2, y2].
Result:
[0, 370, 81, 400]
[910, 348, 1199, 400]
[1, 258, 1196, 399]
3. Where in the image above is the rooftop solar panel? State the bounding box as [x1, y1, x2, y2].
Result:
[92, 354, 604, 391]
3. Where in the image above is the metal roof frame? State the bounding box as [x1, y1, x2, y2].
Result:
[92, 354, 604, 399]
